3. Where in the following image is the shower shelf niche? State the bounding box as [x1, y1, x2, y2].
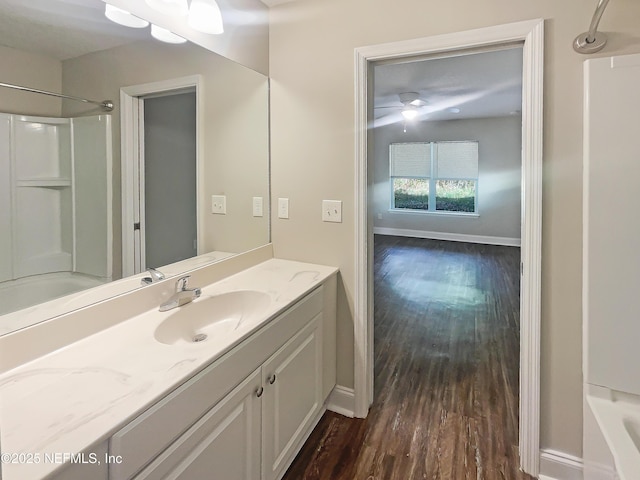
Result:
[0, 112, 112, 286]
[16, 179, 72, 187]
[11, 115, 73, 280]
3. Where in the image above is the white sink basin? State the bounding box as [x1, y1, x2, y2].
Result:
[154, 290, 271, 346]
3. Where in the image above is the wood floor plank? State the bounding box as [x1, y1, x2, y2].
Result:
[282, 236, 535, 480]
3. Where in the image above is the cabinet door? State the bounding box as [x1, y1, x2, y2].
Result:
[134, 368, 262, 480]
[262, 316, 323, 480]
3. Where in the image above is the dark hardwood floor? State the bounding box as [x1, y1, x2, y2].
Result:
[282, 235, 535, 480]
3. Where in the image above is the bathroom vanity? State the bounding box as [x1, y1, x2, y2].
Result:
[0, 247, 338, 480]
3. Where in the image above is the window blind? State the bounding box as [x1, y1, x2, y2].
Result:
[435, 141, 478, 179]
[389, 142, 430, 177]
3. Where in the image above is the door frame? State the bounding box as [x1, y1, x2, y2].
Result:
[353, 19, 544, 476]
[121, 75, 203, 277]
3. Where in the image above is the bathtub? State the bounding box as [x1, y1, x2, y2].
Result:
[0, 251, 237, 336]
[0, 273, 106, 332]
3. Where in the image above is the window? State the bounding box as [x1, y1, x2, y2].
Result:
[389, 141, 478, 214]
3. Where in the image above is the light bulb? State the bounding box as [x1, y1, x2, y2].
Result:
[150, 24, 187, 44]
[105, 5, 149, 28]
[188, 0, 224, 35]
[401, 108, 419, 120]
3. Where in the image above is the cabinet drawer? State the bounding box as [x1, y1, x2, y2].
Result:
[110, 286, 323, 479]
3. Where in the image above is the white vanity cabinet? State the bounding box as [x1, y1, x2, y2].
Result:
[106, 283, 333, 480]
[261, 316, 323, 480]
[134, 368, 263, 480]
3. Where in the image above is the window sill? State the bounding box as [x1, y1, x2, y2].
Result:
[388, 209, 479, 218]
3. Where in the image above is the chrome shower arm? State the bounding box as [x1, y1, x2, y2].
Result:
[574, 0, 611, 54]
[586, 0, 611, 43]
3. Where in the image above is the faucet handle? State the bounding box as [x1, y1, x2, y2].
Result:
[148, 267, 165, 281]
[141, 267, 165, 285]
[176, 275, 191, 292]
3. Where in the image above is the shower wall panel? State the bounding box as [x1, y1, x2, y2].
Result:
[0, 112, 112, 284]
[0, 114, 11, 283]
[584, 53, 640, 396]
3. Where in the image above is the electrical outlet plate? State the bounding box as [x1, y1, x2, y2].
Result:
[211, 195, 226, 214]
[252, 197, 263, 217]
[278, 198, 289, 219]
[322, 200, 342, 223]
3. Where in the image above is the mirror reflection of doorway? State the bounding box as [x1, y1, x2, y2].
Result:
[121, 76, 202, 278]
[141, 91, 197, 271]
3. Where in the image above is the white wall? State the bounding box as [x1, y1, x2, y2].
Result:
[62, 40, 270, 279]
[268, 0, 640, 460]
[0, 46, 62, 117]
[373, 116, 521, 241]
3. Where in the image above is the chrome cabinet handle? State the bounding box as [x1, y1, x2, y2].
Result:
[256, 386, 264, 398]
[268, 374, 276, 385]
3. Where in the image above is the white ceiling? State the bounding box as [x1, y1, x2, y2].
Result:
[1, 0, 522, 123]
[0, 0, 149, 60]
[374, 47, 523, 125]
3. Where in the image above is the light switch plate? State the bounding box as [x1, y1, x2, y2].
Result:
[252, 196, 263, 217]
[322, 200, 342, 223]
[278, 198, 289, 219]
[211, 195, 226, 214]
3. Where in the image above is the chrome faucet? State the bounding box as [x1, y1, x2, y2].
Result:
[159, 275, 201, 312]
[141, 267, 165, 285]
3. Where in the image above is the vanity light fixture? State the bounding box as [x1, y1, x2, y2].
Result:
[104, 5, 149, 28]
[150, 24, 187, 44]
[188, 0, 224, 34]
[145, 0, 189, 17]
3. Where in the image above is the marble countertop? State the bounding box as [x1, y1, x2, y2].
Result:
[0, 258, 337, 480]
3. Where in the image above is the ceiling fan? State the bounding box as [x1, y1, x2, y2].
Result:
[375, 92, 427, 119]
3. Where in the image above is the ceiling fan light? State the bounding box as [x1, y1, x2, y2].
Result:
[145, 0, 189, 17]
[401, 108, 419, 120]
[188, 0, 224, 34]
[105, 4, 149, 28]
[150, 24, 187, 44]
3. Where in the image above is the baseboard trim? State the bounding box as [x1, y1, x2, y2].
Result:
[539, 449, 584, 480]
[326, 385, 355, 418]
[582, 462, 619, 480]
[373, 227, 521, 247]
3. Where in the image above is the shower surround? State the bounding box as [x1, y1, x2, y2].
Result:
[0, 112, 112, 316]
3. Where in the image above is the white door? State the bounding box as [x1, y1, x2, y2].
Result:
[261, 318, 323, 480]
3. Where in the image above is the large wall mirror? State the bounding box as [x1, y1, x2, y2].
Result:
[0, 0, 270, 335]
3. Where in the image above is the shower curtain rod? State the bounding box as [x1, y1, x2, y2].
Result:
[0, 82, 114, 111]
[573, 0, 611, 54]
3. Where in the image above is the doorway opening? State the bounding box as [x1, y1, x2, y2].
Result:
[141, 91, 197, 270]
[121, 75, 203, 277]
[354, 20, 544, 476]
[368, 42, 525, 476]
